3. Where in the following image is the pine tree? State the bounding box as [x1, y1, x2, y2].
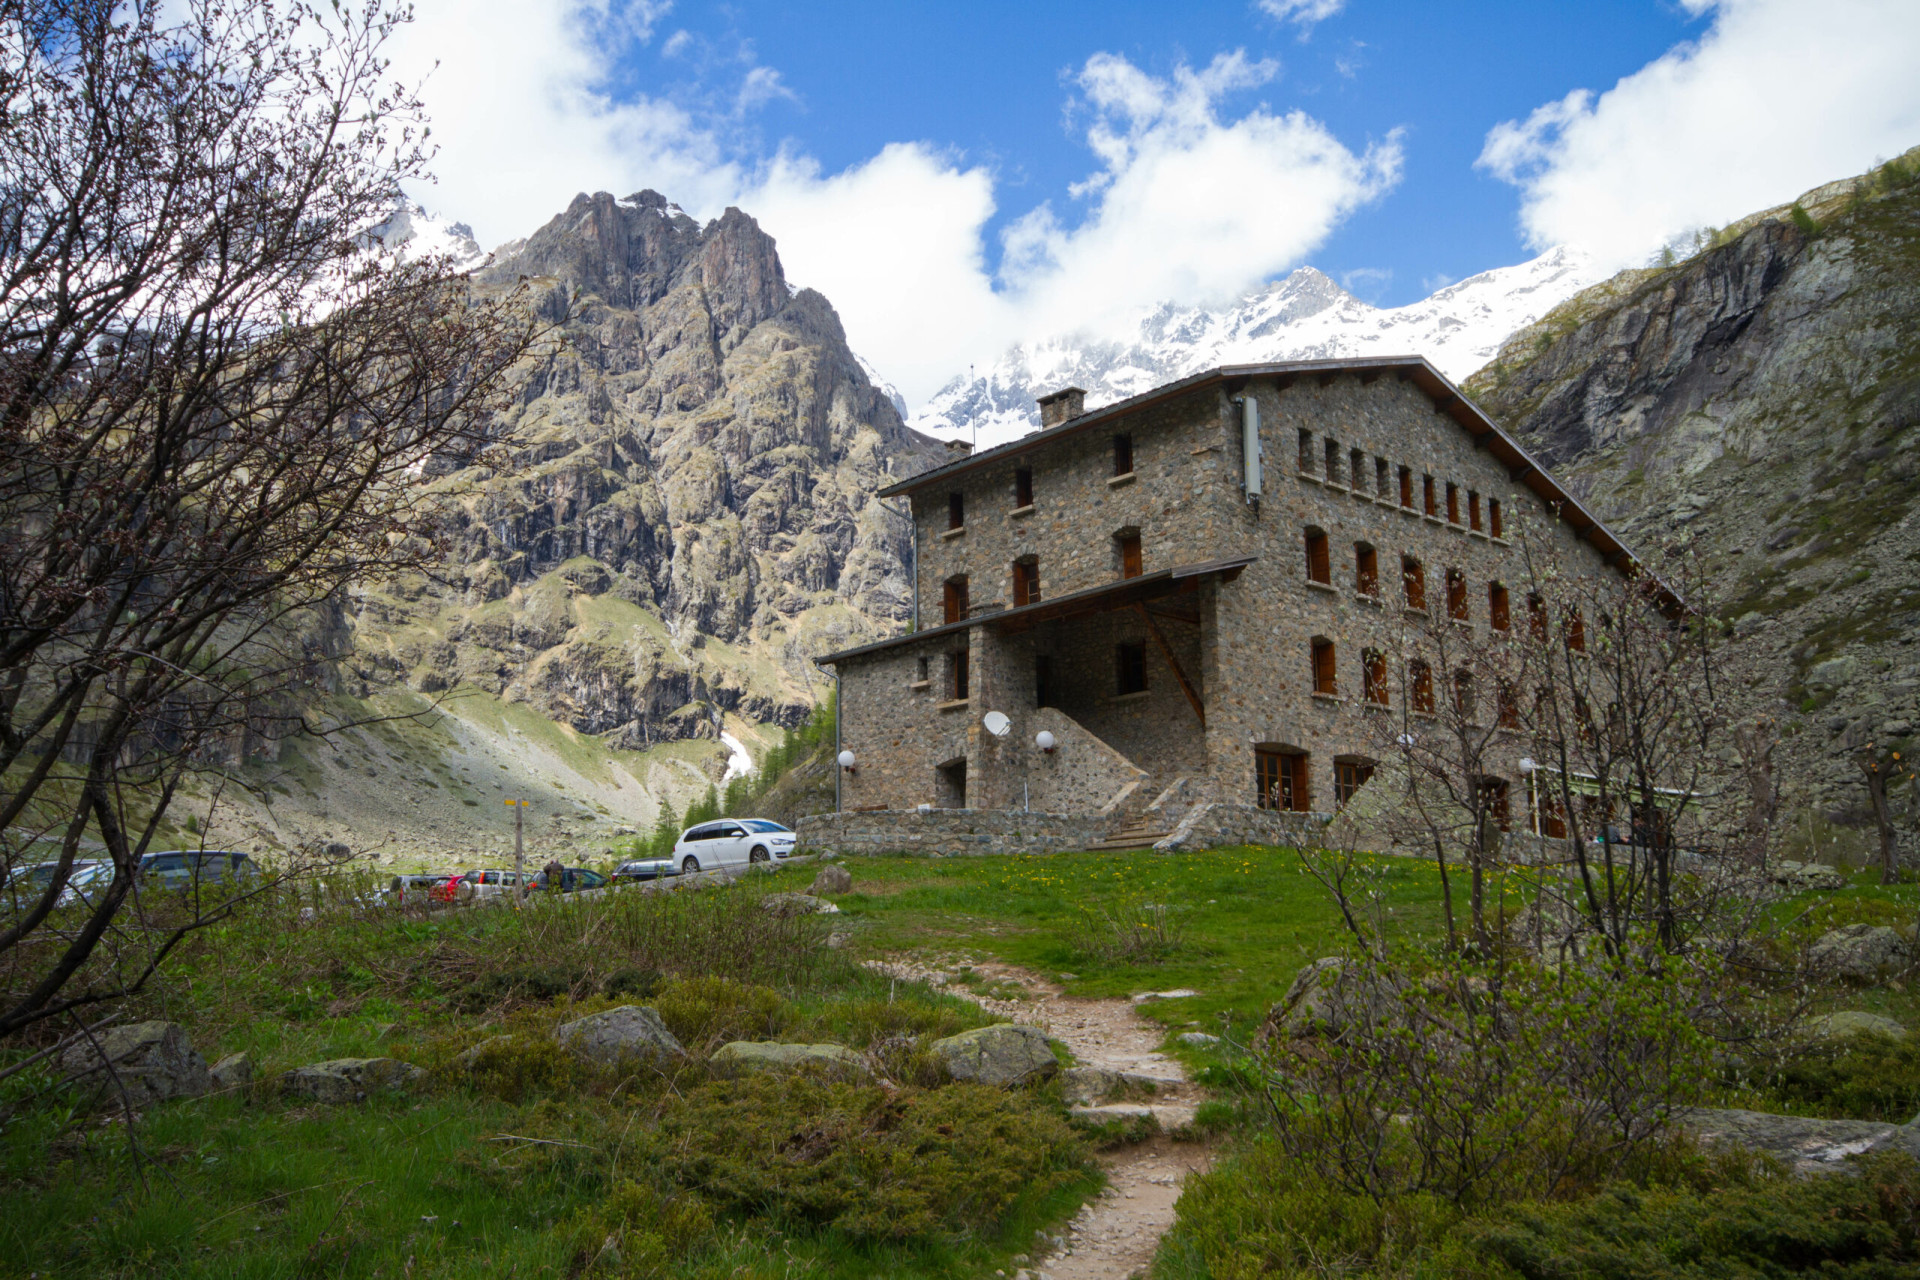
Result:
[649, 797, 679, 861]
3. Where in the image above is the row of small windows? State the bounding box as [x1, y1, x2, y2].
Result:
[940, 530, 1146, 624]
[1297, 429, 1504, 537]
[944, 435, 1137, 530]
[1301, 527, 1585, 647]
[1255, 749, 1380, 813]
[1306, 637, 1529, 727]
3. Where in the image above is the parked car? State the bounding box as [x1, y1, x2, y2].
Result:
[447, 869, 535, 903]
[611, 858, 678, 882]
[387, 873, 446, 906]
[529, 866, 607, 893]
[137, 850, 259, 892]
[3, 859, 113, 908]
[670, 819, 797, 874]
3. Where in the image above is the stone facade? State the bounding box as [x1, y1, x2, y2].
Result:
[797, 808, 1110, 857]
[819, 358, 1631, 851]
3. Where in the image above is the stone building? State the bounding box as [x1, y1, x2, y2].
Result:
[812, 356, 1650, 851]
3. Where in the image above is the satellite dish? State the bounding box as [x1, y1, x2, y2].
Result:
[982, 711, 1011, 737]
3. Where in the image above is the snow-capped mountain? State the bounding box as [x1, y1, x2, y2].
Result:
[357, 200, 488, 271]
[910, 246, 1603, 448]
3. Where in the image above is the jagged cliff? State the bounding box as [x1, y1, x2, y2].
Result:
[221, 193, 942, 864]
[1465, 151, 1920, 837]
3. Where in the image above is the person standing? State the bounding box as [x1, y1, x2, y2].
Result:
[543, 857, 565, 892]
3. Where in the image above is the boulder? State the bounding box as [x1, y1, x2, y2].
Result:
[1807, 1011, 1907, 1041]
[709, 1041, 871, 1078]
[281, 1057, 424, 1104]
[60, 1021, 210, 1109]
[1810, 924, 1913, 983]
[760, 892, 839, 917]
[1131, 989, 1200, 1004]
[553, 1005, 685, 1067]
[927, 1024, 1058, 1086]
[210, 1052, 254, 1092]
[1060, 1066, 1125, 1105]
[809, 864, 853, 896]
[1176, 1032, 1220, 1048]
[1258, 957, 1390, 1044]
[1773, 860, 1847, 892]
[1683, 1106, 1920, 1175]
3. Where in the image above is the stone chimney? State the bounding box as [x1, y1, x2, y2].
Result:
[945, 437, 973, 461]
[1037, 386, 1087, 428]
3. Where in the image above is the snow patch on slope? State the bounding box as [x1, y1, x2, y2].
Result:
[719, 732, 755, 783]
[912, 246, 1602, 449]
[357, 200, 488, 271]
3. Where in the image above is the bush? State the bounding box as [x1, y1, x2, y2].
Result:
[650, 1074, 1086, 1241]
[1064, 896, 1187, 965]
[1770, 1031, 1920, 1123]
[652, 974, 787, 1051]
[568, 1181, 717, 1277]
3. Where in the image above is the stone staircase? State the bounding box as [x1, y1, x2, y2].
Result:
[1087, 812, 1171, 851]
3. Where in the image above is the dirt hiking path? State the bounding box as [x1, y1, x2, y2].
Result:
[872, 956, 1212, 1280]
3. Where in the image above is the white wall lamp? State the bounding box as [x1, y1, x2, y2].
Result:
[837, 749, 857, 774]
[1518, 757, 1538, 773]
[1035, 730, 1056, 754]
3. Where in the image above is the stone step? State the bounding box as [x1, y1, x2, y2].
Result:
[1087, 830, 1169, 851]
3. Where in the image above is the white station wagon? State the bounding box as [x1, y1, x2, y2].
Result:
[671, 819, 798, 874]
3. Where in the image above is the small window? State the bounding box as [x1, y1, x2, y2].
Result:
[1528, 592, 1548, 643]
[1256, 748, 1311, 812]
[1334, 758, 1375, 808]
[1489, 582, 1510, 631]
[1325, 438, 1342, 484]
[1113, 433, 1134, 477]
[1479, 776, 1512, 832]
[1013, 557, 1041, 607]
[1399, 465, 1414, 508]
[1496, 679, 1519, 729]
[1402, 556, 1426, 610]
[1447, 568, 1469, 621]
[1349, 447, 1366, 491]
[1034, 654, 1053, 708]
[1410, 660, 1435, 715]
[1298, 429, 1314, 473]
[948, 650, 970, 701]
[1423, 474, 1437, 516]
[1363, 649, 1388, 706]
[1469, 491, 1482, 531]
[1567, 606, 1587, 652]
[1117, 531, 1143, 580]
[1489, 498, 1503, 539]
[943, 576, 969, 625]
[948, 492, 964, 530]
[1305, 528, 1330, 584]
[1014, 467, 1033, 508]
[916, 655, 930, 683]
[1354, 543, 1378, 597]
[1453, 669, 1475, 720]
[1311, 637, 1337, 696]
[1375, 456, 1390, 498]
[1116, 641, 1148, 695]
[1446, 482, 1460, 525]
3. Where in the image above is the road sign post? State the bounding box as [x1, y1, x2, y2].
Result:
[506, 799, 528, 906]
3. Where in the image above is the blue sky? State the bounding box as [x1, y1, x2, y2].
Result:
[394, 0, 1920, 401]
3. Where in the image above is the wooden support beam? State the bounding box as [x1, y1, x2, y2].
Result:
[1509, 463, 1535, 482]
[1137, 603, 1205, 729]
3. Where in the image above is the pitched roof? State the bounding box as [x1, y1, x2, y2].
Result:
[879, 355, 1680, 613]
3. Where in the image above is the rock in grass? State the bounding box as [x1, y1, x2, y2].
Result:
[1811, 924, 1913, 984]
[710, 1041, 871, 1078]
[1807, 1011, 1907, 1041]
[210, 1052, 254, 1092]
[60, 1021, 210, 1109]
[928, 1024, 1058, 1086]
[809, 864, 853, 896]
[760, 891, 839, 917]
[281, 1057, 424, 1104]
[1177, 1032, 1220, 1048]
[553, 1005, 685, 1067]
[1773, 860, 1847, 892]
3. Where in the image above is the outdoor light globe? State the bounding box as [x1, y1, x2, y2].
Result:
[837, 750, 856, 770]
[1035, 730, 1056, 752]
[1519, 757, 1537, 773]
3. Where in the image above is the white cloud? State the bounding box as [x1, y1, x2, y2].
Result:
[1479, 0, 1920, 269]
[1258, 0, 1345, 34]
[390, 4, 1399, 404]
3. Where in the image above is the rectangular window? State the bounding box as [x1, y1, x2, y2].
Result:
[1402, 556, 1426, 610]
[1034, 654, 1053, 708]
[1118, 533, 1143, 580]
[1113, 434, 1134, 477]
[1399, 465, 1414, 508]
[1469, 491, 1482, 531]
[1496, 680, 1519, 729]
[1375, 456, 1390, 498]
[949, 650, 970, 701]
[943, 577, 969, 625]
[1354, 543, 1378, 597]
[1013, 559, 1040, 607]
[1490, 499, 1503, 539]
[1489, 582, 1510, 631]
[1423, 474, 1437, 516]
[1350, 447, 1366, 491]
[1116, 641, 1148, 695]
[1480, 777, 1512, 832]
[1528, 593, 1548, 643]
[1410, 660, 1435, 715]
[1256, 749, 1310, 812]
[1335, 759, 1375, 808]
[1454, 669, 1476, 720]
[1447, 482, 1460, 524]
[1325, 438, 1342, 485]
[1014, 467, 1033, 508]
[1305, 529, 1330, 584]
[1298, 429, 1314, 473]
[1312, 638, 1337, 696]
[1567, 607, 1587, 652]
[948, 492, 964, 530]
[1447, 568, 1469, 621]
[917, 656, 930, 683]
[1364, 649, 1388, 706]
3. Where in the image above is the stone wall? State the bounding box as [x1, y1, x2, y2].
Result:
[1152, 802, 1331, 853]
[1024, 707, 1149, 815]
[797, 809, 1109, 858]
